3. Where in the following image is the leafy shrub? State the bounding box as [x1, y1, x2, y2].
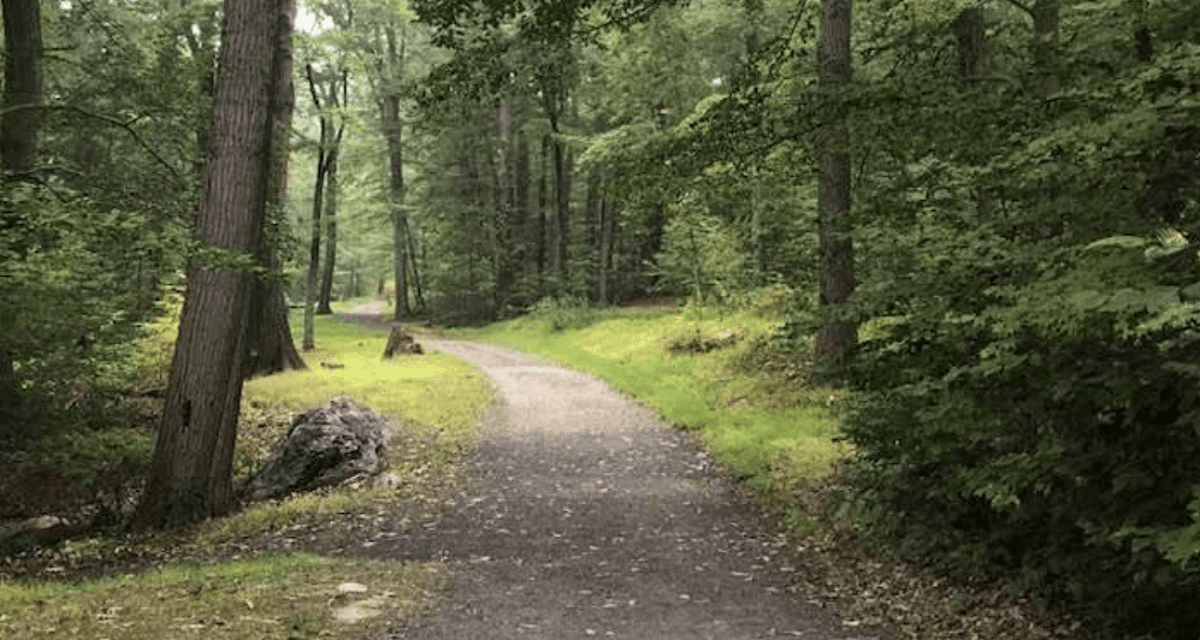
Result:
[840, 230, 1200, 639]
[656, 196, 746, 305]
[530, 295, 600, 332]
[0, 185, 180, 422]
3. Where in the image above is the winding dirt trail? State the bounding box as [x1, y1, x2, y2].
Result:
[343, 303, 887, 640]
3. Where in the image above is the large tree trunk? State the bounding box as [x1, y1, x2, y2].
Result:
[1, 0, 42, 176]
[813, 0, 856, 365]
[134, 0, 293, 529]
[244, 3, 304, 378]
[0, 0, 43, 412]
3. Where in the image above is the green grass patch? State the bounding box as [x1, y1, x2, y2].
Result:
[204, 309, 493, 545]
[460, 306, 846, 496]
[0, 553, 446, 640]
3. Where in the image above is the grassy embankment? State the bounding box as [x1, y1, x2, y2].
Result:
[459, 302, 848, 527]
[0, 301, 493, 640]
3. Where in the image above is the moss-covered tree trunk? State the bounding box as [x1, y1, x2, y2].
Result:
[133, 0, 293, 529]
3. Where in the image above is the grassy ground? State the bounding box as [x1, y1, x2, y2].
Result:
[0, 554, 447, 640]
[458, 303, 847, 518]
[0, 300, 493, 640]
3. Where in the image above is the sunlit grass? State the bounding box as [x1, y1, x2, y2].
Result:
[0, 554, 446, 640]
[207, 308, 494, 545]
[460, 306, 847, 494]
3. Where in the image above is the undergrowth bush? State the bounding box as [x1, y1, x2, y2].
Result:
[530, 295, 600, 332]
[840, 230, 1200, 639]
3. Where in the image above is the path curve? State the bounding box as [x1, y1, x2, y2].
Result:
[344, 305, 885, 640]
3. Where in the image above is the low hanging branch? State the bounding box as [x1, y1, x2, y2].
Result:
[0, 103, 186, 182]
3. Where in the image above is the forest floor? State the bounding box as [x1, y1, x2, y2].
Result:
[0, 303, 1097, 640]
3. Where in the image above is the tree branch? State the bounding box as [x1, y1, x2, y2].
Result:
[1001, 0, 1033, 17]
[0, 104, 185, 181]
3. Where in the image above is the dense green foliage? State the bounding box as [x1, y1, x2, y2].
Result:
[816, 2, 1200, 638]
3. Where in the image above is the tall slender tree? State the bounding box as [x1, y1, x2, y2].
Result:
[133, 0, 295, 528]
[813, 0, 856, 364]
[317, 70, 349, 315]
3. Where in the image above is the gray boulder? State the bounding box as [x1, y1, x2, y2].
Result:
[246, 397, 398, 502]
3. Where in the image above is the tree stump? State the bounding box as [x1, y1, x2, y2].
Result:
[383, 324, 423, 358]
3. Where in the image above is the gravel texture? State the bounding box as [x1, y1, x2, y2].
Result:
[364, 336, 890, 640]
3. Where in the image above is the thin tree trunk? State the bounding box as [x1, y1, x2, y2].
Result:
[598, 196, 614, 306]
[317, 71, 347, 315]
[536, 133, 550, 288]
[813, 0, 856, 365]
[514, 128, 532, 302]
[303, 123, 328, 351]
[317, 146, 339, 314]
[404, 217, 426, 315]
[751, 173, 764, 285]
[134, 0, 292, 529]
[302, 64, 336, 348]
[552, 137, 572, 293]
[379, 31, 409, 320]
[584, 167, 601, 301]
[1031, 0, 1060, 97]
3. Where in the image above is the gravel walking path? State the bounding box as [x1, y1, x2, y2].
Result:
[344, 304, 889, 640]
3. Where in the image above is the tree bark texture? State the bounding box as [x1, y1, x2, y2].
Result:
[536, 133, 550, 281]
[303, 142, 326, 351]
[245, 0, 304, 378]
[953, 6, 985, 82]
[383, 97, 409, 320]
[1, 0, 43, 176]
[0, 0, 43, 411]
[318, 144, 339, 315]
[553, 140, 572, 292]
[381, 24, 410, 322]
[134, 0, 292, 529]
[405, 216, 426, 314]
[814, 0, 857, 365]
[317, 70, 347, 316]
[514, 128, 532, 296]
[491, 133, 514, 314]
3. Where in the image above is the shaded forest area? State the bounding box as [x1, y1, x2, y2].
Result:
[2, 0, 1200, 638]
